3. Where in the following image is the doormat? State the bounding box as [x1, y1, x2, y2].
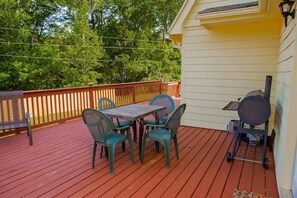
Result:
[233, 189, 271, 198]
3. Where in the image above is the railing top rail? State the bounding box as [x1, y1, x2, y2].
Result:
[24, 80, 162, 95]
[91, 80, 162, 89]
[162, 82, 179, 85]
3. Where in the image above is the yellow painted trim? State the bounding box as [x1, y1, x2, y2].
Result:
[169, 34, 182, 44]
[168, 0, 196, 35]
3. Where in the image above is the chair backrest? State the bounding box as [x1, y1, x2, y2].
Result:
[98, 97, 117, 110]
[149, 94, 175, 118]
[0, 91, 27, 129]
[82, 108, 116, 143]
[164, 103, 186, 136]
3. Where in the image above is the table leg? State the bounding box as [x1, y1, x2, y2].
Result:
[138, 118, 144, 156]
[133, 120, 137, 142]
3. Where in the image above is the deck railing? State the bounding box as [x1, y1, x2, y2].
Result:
[0, 80, 180, 137]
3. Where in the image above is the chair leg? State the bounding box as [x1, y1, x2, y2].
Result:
[155, 141, 160, 152]
[163, 141, 170, 168]
[104, 146, 108, 158]
[148, 127, 159, 152]
[92, 143, 97, 168]
[150, 127, 160, 152]
[126, 129, 135, 163]
[120, 130, 126, 152]
[108, 145, 116, 175]
[100, 146, 104, 158]
[132, 121, 137, 142]
[173, 136, 179, 159]
[141, 134, 147, 164]
[27, 125, 33, 146]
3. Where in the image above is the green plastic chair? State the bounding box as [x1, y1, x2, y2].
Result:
[144, 94, 175, 152]
[144, 94, 175, 126]
[141, 103, 186, 168]
[82, 108, 135, 175]
[98, 97, 137, 142]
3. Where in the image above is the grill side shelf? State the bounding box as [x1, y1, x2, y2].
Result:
[222, 101, 240, 111]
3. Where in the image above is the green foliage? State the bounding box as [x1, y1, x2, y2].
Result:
[93, 0, 183, 84]
[0, 0, 183, 91]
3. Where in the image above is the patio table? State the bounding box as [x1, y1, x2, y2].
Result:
[102, 104, 166, 157]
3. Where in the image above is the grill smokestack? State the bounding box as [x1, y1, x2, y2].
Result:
[264, 75, 272, 101]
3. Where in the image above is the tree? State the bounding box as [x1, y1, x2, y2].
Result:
[0, 0, 183, 90]
[0, 0, 104, 90]
[91, 0, 183, 83]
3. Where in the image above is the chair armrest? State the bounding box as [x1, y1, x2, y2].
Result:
[116, 118, 121, 127]
[26, 112, 31, 123]
[116, 125, 130, 131]
[146, 123, 166, 128]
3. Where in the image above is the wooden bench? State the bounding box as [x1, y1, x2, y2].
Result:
[0, 91, 33, 145]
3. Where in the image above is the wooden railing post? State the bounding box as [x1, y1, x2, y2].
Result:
[132, 85, 136, 103]
[159, 79, 163, 94]
[88, 83, 94, 108]
[176, 80, 181, 97]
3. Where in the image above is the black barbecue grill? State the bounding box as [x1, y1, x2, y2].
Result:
[223, 75, 272, 169]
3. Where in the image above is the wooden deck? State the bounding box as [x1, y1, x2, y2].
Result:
[0, 106, 278, 197]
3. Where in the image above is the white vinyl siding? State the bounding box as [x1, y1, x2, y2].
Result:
[274, 10, 297, 190]
[171, 0, 297, 193]
[293, 149, 297, 197]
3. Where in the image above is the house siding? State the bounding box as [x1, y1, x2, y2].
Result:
[181, 22, 279, 131]
[274, 10, 297, 190]
[172, 0, 297, 193]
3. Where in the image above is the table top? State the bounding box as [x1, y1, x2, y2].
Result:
[102, 104, 166, 120]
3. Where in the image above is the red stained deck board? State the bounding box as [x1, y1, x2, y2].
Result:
[251, 146, 266, 196]
[173, 131, 227, 198]
[39, 142, 152, 198]
[1, 149, 90, 196]
[24, 142, 137, 198]
[238, 146, 256, 192]
[40, 130, 173, 197]
[0, 132, 78, 168]
[0, 106, 279, 198]
[191, 134, 234, 197]
[0, 142, 91, 183]
[42, 124, 168, 197]
[145, 128, 214, 198]
[158, 130, 221, 198]
[206, 137, 235, 198]
[100, 126, 195, 198]
[0, 137, 92, 186]
[114, 127, 201, 198]
[131, 129, 215, 198]
[221, 143, 248, 198]
[1, 131, 90, 192]
[266, 148, 279, 197]
[219, 141, 279, 198]
[0, 135, 90, 169]
[87, 127, 194, 198]
[53, 143, 153, 198]
[0, 125, 89, 176]
[114, 127, 204, 198]
[72, 145, 159, 198]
